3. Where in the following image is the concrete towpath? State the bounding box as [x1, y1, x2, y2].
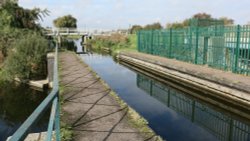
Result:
[59, 52, 159, 141]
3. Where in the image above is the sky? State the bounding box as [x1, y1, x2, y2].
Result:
[19, 0, 250, 30]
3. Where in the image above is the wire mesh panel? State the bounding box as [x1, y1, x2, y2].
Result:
[238, 25, 250, 75]
[171, 28, 194, 62]
[137, 24, 250, 75]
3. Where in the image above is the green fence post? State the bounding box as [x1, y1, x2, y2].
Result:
[137, 31, 140, 52]
[151, 30, 154, 54]
[195, 27, 199, 64]
[158, 31, 160, 55]
[169, 28, 172, 58]
[234, 25, 241, 73]
[189, 28, 193, 62]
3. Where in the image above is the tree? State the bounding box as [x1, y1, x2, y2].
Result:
[219, 17, 234, 25]
[192, 12, 212, 19]
[53, 15, 77, 28]
[166, 22, 185, 29]
[144, 22, 162, 30]
[0, 1, 48, 59]
[166, 13, 235, 29]
[0, 1, 49, 29]
[130, 25, 143, 34]
[0, 1, 49, 82]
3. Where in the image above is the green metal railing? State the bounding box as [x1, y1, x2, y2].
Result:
[138, 25, 250, 75]
[10, 44, 60, 141]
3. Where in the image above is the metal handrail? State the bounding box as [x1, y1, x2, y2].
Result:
[10, 44, 60, 141]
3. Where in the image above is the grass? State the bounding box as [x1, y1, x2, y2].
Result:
[113, 34, 137, 53]
[58, 51, 74, 141]
[91, 34, 138, 55]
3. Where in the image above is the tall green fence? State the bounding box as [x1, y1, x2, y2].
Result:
[137, 25, 250, 75]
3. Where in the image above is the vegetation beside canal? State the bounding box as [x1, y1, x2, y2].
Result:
[58, 51, 74, 141]
[90, 34, 137, 55]
[0, 1, 51, 82]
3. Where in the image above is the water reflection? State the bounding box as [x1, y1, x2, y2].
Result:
[137, 73, 250, 141]
[0, 82, 49, 141]
[74, 38, 93, 54]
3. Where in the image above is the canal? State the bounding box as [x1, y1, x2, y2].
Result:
[0, 82, 49, 141]
[78, 50, 250, 141]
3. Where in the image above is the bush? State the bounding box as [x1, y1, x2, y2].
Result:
[0, 27, 24, 58]
[93, 33, 129, 49]
[3, 33, 48, 81]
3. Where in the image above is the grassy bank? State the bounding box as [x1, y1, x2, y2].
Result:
[90, 34, 137, 55]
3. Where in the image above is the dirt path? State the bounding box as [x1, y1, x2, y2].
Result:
[59, 52, 158, 141]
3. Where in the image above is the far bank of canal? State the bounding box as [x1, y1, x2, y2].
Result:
[79, 53, 250, 141]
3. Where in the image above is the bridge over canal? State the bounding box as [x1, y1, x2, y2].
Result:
[43, 28, 129, 36]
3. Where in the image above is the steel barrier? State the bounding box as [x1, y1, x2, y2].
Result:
[138, 25, 250, 75]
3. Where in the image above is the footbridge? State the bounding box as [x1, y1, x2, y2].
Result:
[44, 28, 88, 36]
[43, 28, 127, 36]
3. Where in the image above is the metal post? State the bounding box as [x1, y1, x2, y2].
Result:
[189, 27, 193, 62]
[234, 25, 241, 73]
[195, 27, 199, 64]
[151, 30, 154, 54]
[158, 31, 160, 55]
[169, 28, 172, 58]
[55, 96, 61, 141]
[46, 97, 58, 141]
[137, 31, 140, 52]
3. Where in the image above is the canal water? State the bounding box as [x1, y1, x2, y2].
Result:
[0, 82, 49, 141]
[79, 52, 250, 141]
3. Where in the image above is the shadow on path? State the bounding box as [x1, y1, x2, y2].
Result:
[60, 52, 159, 141]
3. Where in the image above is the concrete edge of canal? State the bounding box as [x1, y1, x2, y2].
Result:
[117, 51, 250, 120]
